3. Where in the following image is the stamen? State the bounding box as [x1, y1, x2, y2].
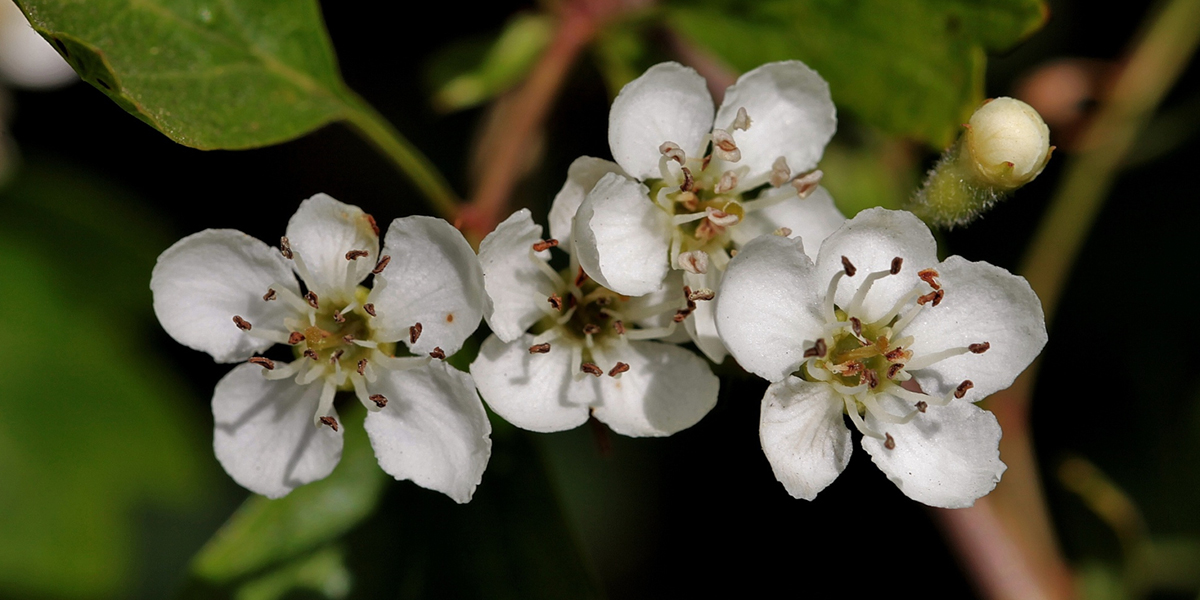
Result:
[841, 256, 857, 277]
[884, 433, 896, 450]
[345, 249, 369, 261]
[304, 291, 319, 309]
[608, 362, 630, 377]
[917, 289, 945, 306]
[303, 349, 319, 361]
[850, 316, 863, 337]
[969, 342, 991, 354]
[249, 357, 275, 370]
[263, 359, 304, 380]
[659, 141, 686, 164]
[279, 237, 293, 259]
[714, 171, 738, 194]
[263, 288, 277, 301]
[887, 363, 904, 379]
[232, 315, 252, 331]
[712, 129, 741, 162]
[574, 268, 587, 288]
[890, 257, 903, 275]
[372, 255, 391, 274]
[410, 323, 423, 344]
[916, 401, 928, 413]
[861, 369, 879, 389]
[369, 394, 388, 408]
[582, 324, 601, 335]
[790, 170, 823, 198]
[954, 380, 974, 399]
[329, 349, 345, 364]
[679, 250, 709, 275]
[680, 168, 695, 192]
[803, 338, 828, 358]
[319, 416, 339, 431]
[847, 264, 900, 315]
[773, 227, 792, 237]
[770, 157, 791, 187]
[529, 343, 552, 354]
[581, 363, 603, 377]
[366, 214, 381, 237]
[363, 303, 376, 316]
[532, 239, 559, 253]
[904, 346, 973, 370]
[731, 106, 752, 131]
[333, 310, 345, 323]
[357, 359, 367, 375]
[918, 268, 941, 290]
[430, 347, 447, 360]
[342, 334, 355, 344]
[548, 294, 563, 311]
[842, 395, 883, 439]
[688, 288, 715, 302]
[614, 321, 626, 335]
[706, 207, 739, 227]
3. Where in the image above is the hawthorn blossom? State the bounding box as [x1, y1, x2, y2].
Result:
[715, 208, 1046, 508]
[560, 61, 846, 361]
[151, 194, 490, 501]
[470, 209, 718, 436]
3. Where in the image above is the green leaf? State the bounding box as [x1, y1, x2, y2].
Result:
[233, 546, 352, 600]
[665, 0, 1048, 146]
[190, 404, 387, 583]
[15, 0, 350, 149]
[427, 13, 554, 112]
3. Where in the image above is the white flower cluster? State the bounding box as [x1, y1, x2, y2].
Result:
[151, 60, 1046, 509]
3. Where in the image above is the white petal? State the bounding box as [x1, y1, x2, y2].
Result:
[731, 186, 846, 262]
[471, 334, 593, 432]
[815, 208, 938, 323]
[0, 1, 76, 89]
[369, 216, 485, 355]
[683, 269, 727, 363]
[862, 396, 1005, 508]
[479, 209, 560, 343]
[714, 61, 836, 177]
[623, 270, 692, 344]
[151, 229, 302, 363]
[906, 256, 1047, 402]
[285, 193, 380, 303]
[715, 234, 824, 382]
[548, 157, 627, 249]
[212, 364, 342, 499]
[759, 377, 852, 500]
[573, 172, 672, 296]
[608, 62, 714, 180]
[591, 340, 719, 437]
[364, 361, 491, 503]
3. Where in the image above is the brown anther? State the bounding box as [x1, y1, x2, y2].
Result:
[790, 169, 823, 198]
[249, 357, 275, 370]
[548, 294, 563, 311]
[345, 249, 369, 261]
[917, 289, 945, 306]
[770, 157, 792, 188]
[532, 239, 559, 252]
[303, 349, 319, 361]
[581, 362, 603, 377]
[357, 359, 367, 376]
[342, 335, 355, 344]
[232, 315, 252, 331]
[279, 236, 293, 259]
[861, 369, 879, 389]
[681, 167, 695, 192]
[694, 219, 721, 242]
[918, 268, 941, 290]
[594, 296, 612, 306]
[674, 307, 693, 322]
[582, 324, 601, 335]
[712, 129, 741, 161]
[574, 268, 588, 287]
[368, 394, 388, 408]
[288, 331, 305, 345]
[333, 310, 345, 323]
[365, 214, 380, 237]
[803, 338, 828, 358]
[890, 257, 903, 275]
[969, 342, 991, 354]
[677, 190, 699, 211]
[688, 288, 715, 302]
[831, 361, 863, 376]
[955, 380, 974, 399]
[319, 416, 339, 431]
[608, 362, 630, 377]
[329, 349, 344, 363]
[529, 343, 552, 354]
[884, 347, 912, 363]
[429, 347, 446, 360]
[304, 291, 319, 309]
[371, 255, 391, 274]
[409, 323, 423, 344]
[363, 303, 376, 316]
[916, 401, 928, 413]
[849, 317, 862, 337]
[614, 320, 626, 335]
[884, 433, 896, 450]
[263, 288, 277, 301]
[841, 256, 857, 277]
[887, 363, 904, 379]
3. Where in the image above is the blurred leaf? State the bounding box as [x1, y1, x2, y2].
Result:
[591, 24, 649, 99]
[665, 0, 1048, 146]
[190, 404, 386, 583]
[819, 130, 919, 216]
[427, 13, 553, 112]
[15, 0, 351, 149]
[0, 168, 214, 597]
[234, 546, 351, 600]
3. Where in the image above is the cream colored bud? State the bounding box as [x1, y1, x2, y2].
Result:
[965, 97, 1051, 189]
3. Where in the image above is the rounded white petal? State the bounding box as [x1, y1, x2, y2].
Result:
[966, 97, 1051, 185]
[0, 1, 76, 89]
[590, 340, 718, 437]
[573, 172, 672, 296]
[608, 62, 714, 180]
[815, 208, 938, 323]
[285, 193, 380, 303]
[731, 186, 846, 262]
[212, 364, 343, 499]
[364, 361, 491, 504]
[861, 396, 1005, 508]
[548, 157, 626, 249]
[715, 234, 824, 382]
[714, 61, 836, 176]
[479, 209, 559, 343]
[906, 256, 1047, 402]
[682, 269, 727, 363]
[369, 216, 484, 355]
[623, 270, 692, 344]
[472, 333, 593, 432]
[151, 229, 302, 363]
[759, 377, 852, 500]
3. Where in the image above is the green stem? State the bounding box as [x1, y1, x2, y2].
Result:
[339, 92, 462, 221]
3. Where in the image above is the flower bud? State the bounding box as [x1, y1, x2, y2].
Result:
[907, 97, 1053, 228]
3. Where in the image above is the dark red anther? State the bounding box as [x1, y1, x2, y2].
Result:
[288, 331, 305, 345]
[529, 343, 552, 354]
[918, 268, 941, 290]
[429, 347, 446, 360]
[363, 303, 376, 316]
[581, 363, 603, 377]
[884, 433, 896, 450]
[608, 362, 630, 377]
[369, 394, 388, 408]
[319, 416, 339, 431]
[955, 380, 974, 399]
[345, 249, 369, 261]
[232, 315, 252, 331]
[279, 237, 293, 259]
[548, 294, 563, 311]
[334, 310, 345, 323]
[304, 291, 319, 309]
[303, 349, 319, 361]
[365, 214, 380, 237]
[614, 320, 626, 335]
[574, 268, 588, 288]
[841, 256, 857, 277]
[582, 324, 601, 335]
[372, 255, 391, 274]
[410, 323, 423, 344]
[916, 401, 928, 413]
[887, 363, 904, 379]
[249, 356, 275, 370]
[890, 257, 903, 275]
[532, 239, 559, 252]
[357, 359, 367, 376]
[263, 288, 277, 301]
[968, 342, 990, 354]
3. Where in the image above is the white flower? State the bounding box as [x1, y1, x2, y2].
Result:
[559, 61, 847, 362]
[964, 97, 1052, 189]
[715, 208, 1047, 508]
[0, 0, 75, 89]
[151, 193, 490, 501]
[470, 209, 718, 436]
